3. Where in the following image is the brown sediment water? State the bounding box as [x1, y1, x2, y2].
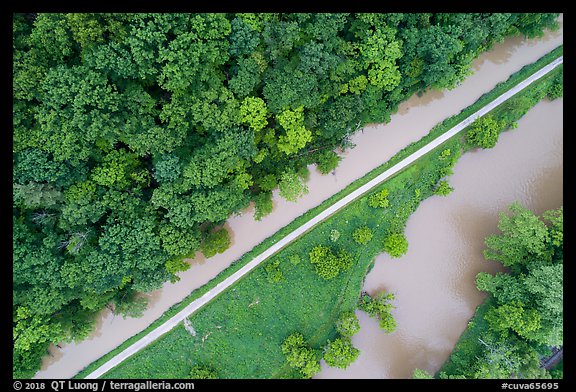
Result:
[34, 18, 562, 379]
[315, 97, 563, 379]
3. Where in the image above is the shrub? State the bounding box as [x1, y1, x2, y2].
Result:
[368, 189, 390, 208]
[329, 229, 341, 242]
[281, 333, 321, 378]
[358, 292, 397, 333]
[309, 245, 353, 280]
[189, 365, 217, 379]
[352, 226, 373, 245]
[288, 254, 301, 265]
[323, 337, 359, 369]
[265, 259, 283, 283]
[466, 115, 507, 149]
[383, 233, 408, 258]
[434, 180, 454, 196]
[336, 311, 360, 337]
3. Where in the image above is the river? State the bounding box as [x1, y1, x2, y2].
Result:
[35, 17, 563, 379]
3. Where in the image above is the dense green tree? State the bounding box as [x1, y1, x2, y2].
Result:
[368, 188, 390, 208]
[281, 333, 321, 378]
[383, 233, 408, 258]
[466, 115, 507, 149]
[336, 311, 360, 338]
[323, 337, 359, 369]
[358, 292, 397, 333]
[200, 228, 231, 258]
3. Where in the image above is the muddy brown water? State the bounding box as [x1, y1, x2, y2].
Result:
[35, 19, 562, 379]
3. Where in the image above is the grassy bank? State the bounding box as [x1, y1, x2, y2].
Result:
[75, 45, 563, 379]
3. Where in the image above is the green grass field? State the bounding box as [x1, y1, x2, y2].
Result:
[75, 45, 563, 380]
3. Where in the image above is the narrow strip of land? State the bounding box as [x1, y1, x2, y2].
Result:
[84, 56, 563, 379]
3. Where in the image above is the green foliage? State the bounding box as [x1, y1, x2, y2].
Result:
[240, 96, 268, 132]
[200, 228, 231, 258]
[358, 292, 397, 333]
[253, 191, 273, 221]
[368, 188, 390, 208]
[352, 226, 373, 245]
[113, 291, 149, 319]
[308, 245, 353, 280]
[189, 365, 218, 379]
[383, 233, 408, 258]
[315, 150, 341, 174]
[278, 170, 309, 202]
[466, 115, 507, 149]
[265, 259, 283, 283]
[434, 180, 454, 196]
[276, 107, 313, 155]
[288, 254, 301, 266]
[546, 71, 563, 100]
[323, 337, 359, 369]
[281, 333, 321, 378]
[329, 229, 341, 242]
[412, 368, 434, 379]
[336, 311, 360, 338]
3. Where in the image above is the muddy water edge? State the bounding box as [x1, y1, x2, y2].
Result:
[35, 19, 563, 378]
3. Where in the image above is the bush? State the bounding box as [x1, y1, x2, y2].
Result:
[329, 229, 341, 242]
[336, 311, 360, 337]
[288, 254, 301, 265]
[358, 292, 397, 333]
[265, 259, 283, 283]
[466, 115, 507, 149]
[281, 333, 321, 378]
[383, 233, 408, 258]
[309, 245, 353, 280]
[434, 180, 454, 196]
[352, 226, 373, 245]
[189, 365, 217, 379]
[323, 337, 359, 369]
[368, 189, 390, 208]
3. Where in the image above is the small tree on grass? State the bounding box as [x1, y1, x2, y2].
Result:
[368, 189, 390, 208]
[353, 226, 373, 245]
[200, 228, 231, 258]
[434, 180, 454, 196]
[323, 337, 360, 369]
[189, 364, 217, 379]
[383, 233, 408, 258]
[336, 311, 360, 337]
[281, 333, 321, 378]
[309, 245, 353, 280]
[358, 292, 397, 333]
[466, 115, 506, 149]
[265, 259, 283, 283]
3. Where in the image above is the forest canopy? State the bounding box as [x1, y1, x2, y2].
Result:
[12, 12, 559, 378]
